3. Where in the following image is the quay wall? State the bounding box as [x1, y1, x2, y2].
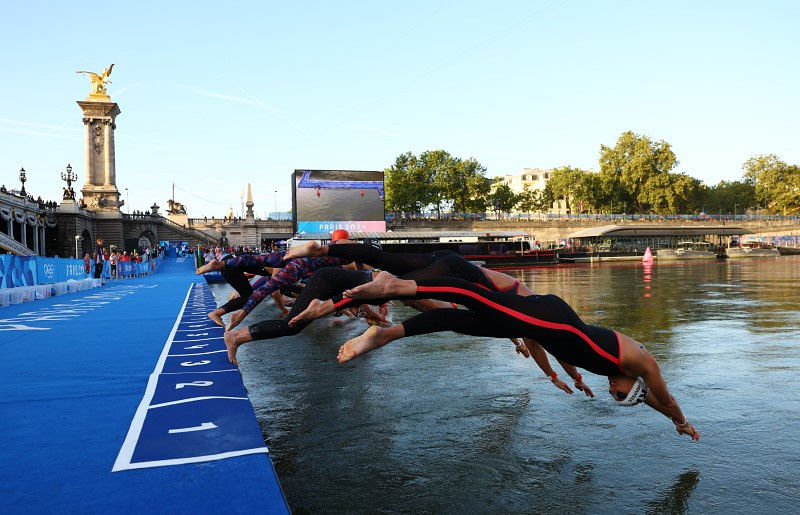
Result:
[387, 218, 800, 243]
[186, 218, 800, 245]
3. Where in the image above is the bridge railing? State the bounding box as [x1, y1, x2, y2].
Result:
[122, 213, 217, 243]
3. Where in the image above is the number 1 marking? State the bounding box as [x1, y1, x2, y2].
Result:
[168, 422, 217, 434]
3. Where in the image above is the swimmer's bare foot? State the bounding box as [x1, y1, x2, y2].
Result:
[224, 328, 250, 366]
[285, 241, 323, 260]
[227, 309, 247, 331]
[196, 259, 225, 275]
[288, 298, 335, 326]
[344, 271, 416, 299]
[208, 309, 225, 327]
[338, 325, 388, 363]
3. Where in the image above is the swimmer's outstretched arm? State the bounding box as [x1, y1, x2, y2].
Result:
[518, 338, 592, 397]
[554, 359, 594, 397]
[618, 335, 699, 440]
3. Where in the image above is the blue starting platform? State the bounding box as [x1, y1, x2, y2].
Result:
[0, 257, 288, 514]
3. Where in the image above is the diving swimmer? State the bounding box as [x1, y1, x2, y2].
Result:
[336, 271, 700, 440]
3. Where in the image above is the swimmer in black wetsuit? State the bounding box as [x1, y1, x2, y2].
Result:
[223, 252, 593, 397]
[334, 271, 700, 440]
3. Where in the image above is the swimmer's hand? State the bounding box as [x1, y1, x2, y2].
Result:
[675, 420, 700, 441]
[551, 376, 574, 394]
[511, 338, 530, 358]
[575, 379, 595, 398]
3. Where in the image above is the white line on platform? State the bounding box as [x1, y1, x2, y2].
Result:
[148, 396, 249, 409]
[115, 448, 269, 471]
[172, 337, 223, 343]
[167, 349, 227, 357]
[112, 285, 192, 472]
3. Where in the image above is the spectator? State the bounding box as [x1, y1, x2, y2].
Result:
[93, 238, 105, 279]
[110, 250, 118, 278]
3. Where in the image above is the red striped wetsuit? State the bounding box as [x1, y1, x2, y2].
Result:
[397, 277, 622, 376]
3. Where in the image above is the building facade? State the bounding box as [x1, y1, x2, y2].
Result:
[492, 167, 571, 216]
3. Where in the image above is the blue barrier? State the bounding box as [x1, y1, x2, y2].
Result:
[0, 254, 163, 288]
[1, 255, 88, 289]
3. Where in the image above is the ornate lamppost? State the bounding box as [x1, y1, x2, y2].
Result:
[61, 163, 78, 200]
[19, 167, 27, 196]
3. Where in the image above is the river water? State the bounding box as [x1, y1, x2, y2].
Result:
[213, 256, 800, 513]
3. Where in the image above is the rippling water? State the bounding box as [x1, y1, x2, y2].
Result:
[212, 256, 800, 513]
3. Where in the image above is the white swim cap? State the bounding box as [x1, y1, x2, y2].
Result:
[615, 377, 648, 406]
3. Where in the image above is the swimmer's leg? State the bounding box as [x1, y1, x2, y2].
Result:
[208, 308, 225, 327]
[288, 298, 336, 326]
[338, 324, 405, 363]
[284, 240, 326, 260]
[344, 271, 416, 299]
[196, 258, 224, 274]
[224, 327, 252, 365]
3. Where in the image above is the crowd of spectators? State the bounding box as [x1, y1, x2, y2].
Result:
[85, 238, 164, 280]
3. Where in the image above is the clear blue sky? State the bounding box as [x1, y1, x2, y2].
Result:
[1, 0, 798, 217]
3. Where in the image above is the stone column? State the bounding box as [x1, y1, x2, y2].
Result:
[39, 226, 46, 256]
[6, 218, 11, 238]
[84, 118, 93, 185]
[103, 120, 112, 186]
[21, 219, 27, 251]
[32, 221, 39, 254]
[77, 100, 121, 211]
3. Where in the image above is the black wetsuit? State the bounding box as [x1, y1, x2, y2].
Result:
[395, 276, 622, 376]
[327, 244, 458, 274]
[246, 252, 498, 341]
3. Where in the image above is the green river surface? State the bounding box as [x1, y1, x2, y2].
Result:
[212, 255, 800, 513]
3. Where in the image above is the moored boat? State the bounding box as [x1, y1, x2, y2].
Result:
[656, 241, 717, 260]
[726, 243, 780, 258]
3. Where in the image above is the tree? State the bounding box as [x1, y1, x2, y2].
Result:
[599, 131, 678, 213]
[489, 183, 518, 217]
[385, 150, 490, 218]
[435, 156, 490, 214]
[421, 150, 456, 218]
[703, 180, 756, 215]
[384, 152, 435, 216]
[546, 166, 585, 214]
[742, 154, 800, 215]
[517, 184, 546, 214]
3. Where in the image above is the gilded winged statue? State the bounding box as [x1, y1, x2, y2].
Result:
[76, 64, 114, 95]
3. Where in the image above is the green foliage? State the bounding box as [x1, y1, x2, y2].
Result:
[517, 184, 547, 213]
[743, 154, 800, 215]
[384, 139, 800, 218]
[385, 150, 490, 217]
[599, 131, 678, 214]
[702, 180, 756, 214]
[384, 152, 435, 214]
[489, 183, 518, 215]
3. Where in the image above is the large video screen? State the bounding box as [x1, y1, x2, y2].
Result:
[292, 169, 386, 234]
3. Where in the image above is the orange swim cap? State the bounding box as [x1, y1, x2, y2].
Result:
[331, 229, 350, 241]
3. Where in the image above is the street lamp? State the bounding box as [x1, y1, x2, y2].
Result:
[61, 163, 78, 200]
[125, 187, 129, 214]
[19, 167, 27, 196]
[274, 190, 278, 220]
[74, 234, 82, 259]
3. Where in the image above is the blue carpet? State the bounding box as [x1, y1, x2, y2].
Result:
[0, 258, 287, 514]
